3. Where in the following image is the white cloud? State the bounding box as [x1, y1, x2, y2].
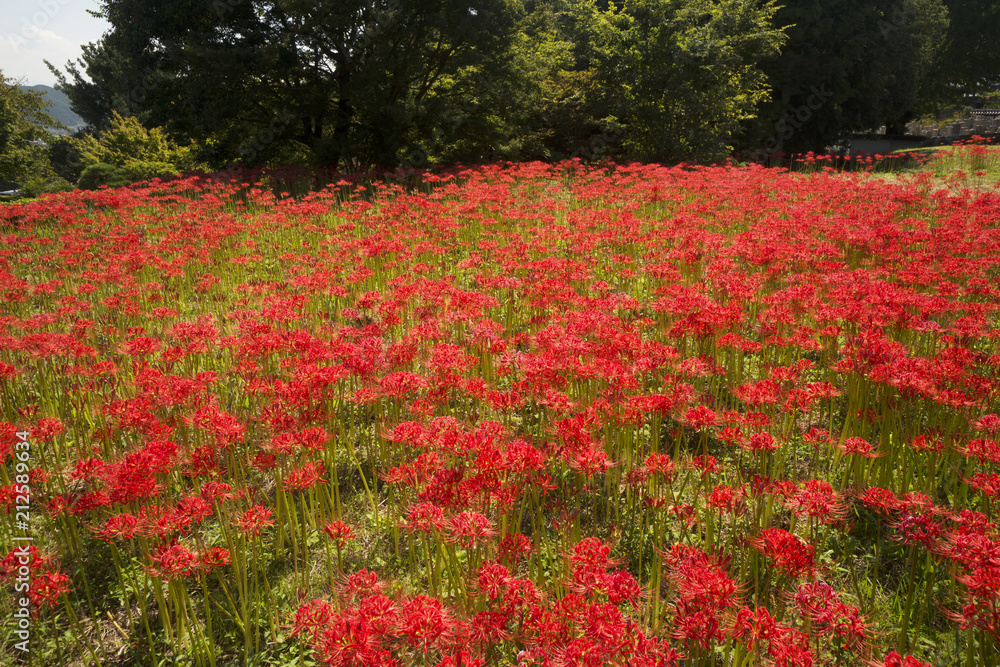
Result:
[1, 26, 81, 85]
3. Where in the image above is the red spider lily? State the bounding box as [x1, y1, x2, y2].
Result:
[668, 503, 698, 528]
[909, 435, 944, 454]
[764, 627, 813, 667]
[45, 494, 71, 517]
[475, 562, 511, 600]
[706, 485, 747, 515]
[0, 484, 20, 513]
[30, 417, 66, 442]
[716, 426, 746, 448]
[0, 545, 49, 580]
[891, 512, 944, 550]
[296, 426, 331, 453]
[802, 427, 832, 450]
[644, 453, 676, 480]
[176, 495, 213, 525]
[284, 461, 327, 492]
[856, 487, 903, 515]
[338, 568, 381, 599]
[435, 650, 485, 667]
[898, 492, 944, 515]
[28, 571, 72, 610]
[950, 509, 994, 538]
[503, 439, 546, 475]
[11, 157, 1000, 666]
[604, 569, 643, 605]
[840, 436, 881, 458]
[972, 414, 1000, 435]
[403, 502, 447, 534]
[730, 606, 780, 653]
[252, 451, 278, 471]
[963, 438, 1000, 465]
[398, 595, 453, 652]
[234, 505, 274, 538]
[146, 541, 201, 580]
[791, 581, 869, 650]
[569, 537, 619, 572]
[93, 513, 141, 542]
[190, 404, 246, 448]
[964, 472, 1000, 498]
[69, 490, 111, 515]
[0, 362, 18, 382]
[943, 597, 1000, 641]
[784, 479, 848, 524]
[876, 652, 933, 667]
[324, 520, 356, 548]
[200, 546, 231, 574]
[662, 544, 740, 613]
[689, 455, 719, 479]
[354, 593, 399, 639]
[498, 534, 532, 566]
[447, 512, 494, 548]
[269, 432, 300, 456]
[750, 529, 815, 577]
[70, 457, 107, 481]
[121, 336, 162, 357]
[290, 599, 335, 643]
[199, 480, 233, 502]
[672, 608, 724, 651]
[139, 505, 193, 539]
[744, 431, 778, 452]
[0, 422, 18, 464]
[468, 610, 510, 648]
[684, 405, 717, 430]
[567, 445, 617, 479]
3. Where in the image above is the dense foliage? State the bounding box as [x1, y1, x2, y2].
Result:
[1, 157, 999, 666]
[0, 73, 63, 192]
[925, 0, 1000, 107]
[48, 0, 1000, 167]
[743, 0, 949, 154]
[51, 0, 786, 167]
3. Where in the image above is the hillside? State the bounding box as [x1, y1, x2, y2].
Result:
[18, 84, 86, 133]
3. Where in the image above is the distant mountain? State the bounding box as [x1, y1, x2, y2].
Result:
[18, 85, 86, 134]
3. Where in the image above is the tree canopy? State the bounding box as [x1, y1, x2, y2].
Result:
[52, 0, 786, 167]
[741, 0, 949, 154]
[924, 0, 1000, 106]
[48, 0, 1000, 165]
[0, 72, 61, 184]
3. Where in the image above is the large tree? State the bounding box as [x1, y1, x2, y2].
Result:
[741, 0, 948, 154]
[54, 0, 791, 168]
[921, 0, 1000, 109]
[380, 0, 787, 165]
[591, 0, 786, 162]
[53, 0, 523, 169]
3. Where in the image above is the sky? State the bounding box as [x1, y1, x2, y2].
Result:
[0, 0, 110, 87]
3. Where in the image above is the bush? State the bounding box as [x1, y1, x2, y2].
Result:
[114, 160, 178, 184]
[77, 163, 121, 190]
[20, 176, 73, 198]
[47, 135, 86, 183]
[77, 160, 180, 190]
[74, 112, 200, 171]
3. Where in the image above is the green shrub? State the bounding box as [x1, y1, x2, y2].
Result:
[77, 163, 122, 190]
[47, 135, 86, 183]
[74, 112, 199, 170]
[114, 160, 178, 185]
[20, 176, 73, 197]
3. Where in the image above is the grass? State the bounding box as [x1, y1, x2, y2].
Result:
[2, 160, 999, 667]
[880, 140, 1000, 189]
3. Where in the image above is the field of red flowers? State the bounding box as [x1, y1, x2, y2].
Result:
[1, 159, 999, 667]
